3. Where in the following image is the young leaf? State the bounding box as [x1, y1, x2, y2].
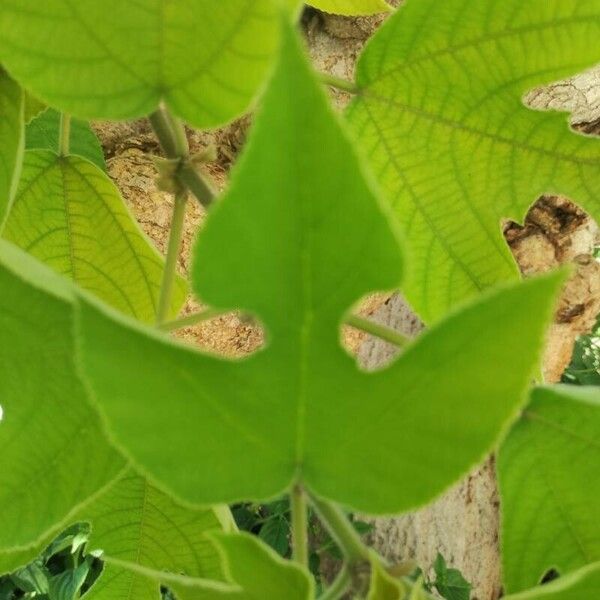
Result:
[0, 240, 125, 550]
[0, 69, 23, 229]
[309, 0, 392, 15]
[502, 562, 600, 600]
[77, 21, 564, 514]
[432, 554, 471, 600]
[3, 151, 186, 323]
[48, 559, 90, 600]
[498, 385, 600, 594]
[26, 109, 106, 171]
[368, 557, 407, 600]
[0, 0, 282, 128]
[347, 0, 600, 322]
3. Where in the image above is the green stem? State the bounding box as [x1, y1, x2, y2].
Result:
[156, 191, 187, 325]
[346, 314, 410, 348]
[59, 113, 71, 156]
[159, 308, 225, 332]
[291, 485, 309, 567]
[319, 565, 351, 600]
[310, 496, 370, 563]
[149, 107, 216, 208]
[319, 72, 359, 94]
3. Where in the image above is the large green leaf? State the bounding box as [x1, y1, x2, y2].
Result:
[503, 563, 600, 600]
[498, 385, 600, 594]
[347, 0, 600, 322]
[26, 109, 106, 171]
[77, 21, 563, 514]
[0, 0, 281, 128]
[308, 0, 392, 15]
[3, 151, 185, 323]
[0, 70, 23, 229]
[0, 240, 125, 550]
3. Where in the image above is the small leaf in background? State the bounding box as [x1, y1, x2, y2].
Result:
[26, 108, 106, 171]
[561, 314, 600, 386]
[258, 515, 290, 558]
[0, 0, 282, 128]
[498, 385, 600, 594]
[0, 240, 125, 552]
[4, 151, 186, 323]
[77, 17, 565, 515]
[0, 69, 23, 229]
[10, 561, 51, 595]
[347, 0, 600, 322]
[48, 558, 90, 600]
[432, 554, 471, 600]
[308, 0, 392, 15]
[502, 562, 600, 600]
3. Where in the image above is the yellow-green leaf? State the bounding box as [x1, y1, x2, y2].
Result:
[3, 151, 186, 322]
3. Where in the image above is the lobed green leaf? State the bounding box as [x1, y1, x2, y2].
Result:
[499, 385, 600, 593]
[76, 21, 564, 515]
[347, 0, 600, 322]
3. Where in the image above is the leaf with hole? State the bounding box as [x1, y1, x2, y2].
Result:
[3, 151, 186, 323]
[502, 562, 600, 600]
[498, 385, 600, 594]
[0, 0, 282, 128]
[77, 21, 564, 514]
[347, 0, 600, 322]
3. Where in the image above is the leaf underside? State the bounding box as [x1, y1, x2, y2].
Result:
[3, 151, 186, 323]
[77, 21, 564, 515]
[0, 0, 281, 128]
[499, 385, 600, 594]
[347, 0, 600, 322]
[0, 240, 124, 551]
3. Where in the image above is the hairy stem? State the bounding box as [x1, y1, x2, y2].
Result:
[58, 113, 71, 156]
[156, 191, 187, 325]
[291, 485, 309, 567]
[149, 107, 216, 207]
[159, 308, 224, 332]
[319, 564, 351, 600]
[310, 496, 370, 563]
[346, 314, 410, 348]
[319, 72, 359, 94]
